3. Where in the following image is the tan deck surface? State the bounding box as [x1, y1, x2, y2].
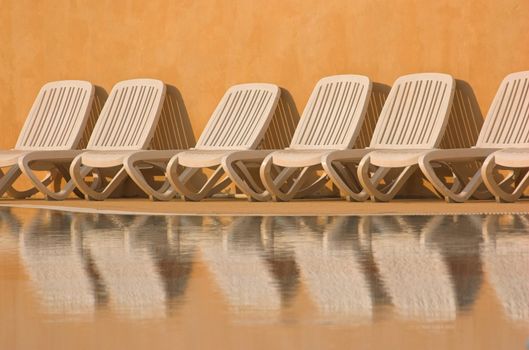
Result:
[0, 198, 527, 216]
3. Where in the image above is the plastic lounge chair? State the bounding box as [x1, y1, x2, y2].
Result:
[419, 71, 529, 202]
[258, 75, 372, 201]
[124, 83, 281, 201]
[70, 79, 182, 201]
[480, 72, 529, 202]
[0, 80, 100, 200]
[322, 73, 455, 201]
[162, 83, 280, 201]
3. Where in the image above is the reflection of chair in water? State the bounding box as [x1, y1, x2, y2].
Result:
[284, 216, 382, 321]
[371, 216, 461, 322]
[424, 215, 483, 310]
[158, 216, 196, 304]
[0, 208, 22, 250]
[0, 207, 22, 231]
[198, 216, 283, 313]
[18, 210, 98, 316]
[83, 215, 194, 319]
[259, 217, 301, 305]
[481, 215, 529, 323]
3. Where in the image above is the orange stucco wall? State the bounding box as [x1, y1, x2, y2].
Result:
[0, 0, 528, 196]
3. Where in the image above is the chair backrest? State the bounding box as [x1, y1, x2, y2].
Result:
[369, 73, 455, 149]
[477, 71, 529, 148]
[15, 80, 95, 151]
[289, 75, 372, 150]
[148, 85, 196, 150]
[87, 79, 166, 151]
[195, 83, 280, 150]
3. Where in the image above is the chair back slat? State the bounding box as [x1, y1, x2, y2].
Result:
[149, 86, 196, 150]
[258, 89, 300, 149]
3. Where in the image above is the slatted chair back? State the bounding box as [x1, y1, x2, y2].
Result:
[16, 80, 95, 150]
[149, 85, 196, 150]
[258, 89, 300, 150]
[477, 71, 529, 148]
[290, 75, 372, 150]
[369, 73, 455, 149]
[87, 79, 166, 151]
[195, 83, 280, 150]
[353, 82, 391, 149]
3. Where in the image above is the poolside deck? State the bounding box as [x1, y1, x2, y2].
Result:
[0, 198, 527, 216]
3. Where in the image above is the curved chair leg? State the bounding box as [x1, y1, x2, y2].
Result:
[221, 152, 272, 202]
[482, 155, 529, 202]
[358, 155, 416, 202]
[222, 161, 269, 202]
[0, 166, 24, 198]
[295, 172, 330, 198]
[55, 164, 86, 199]
[260, 155, 296, 201]
[6, 185, 40, 199]
[18, 156, 81, 201]
[260, 155, 317, 201]
[418, 154, 485, 203]
[70, 156, 128, 201]
[123, 155, 175, 201]
[167, 156, 230, 201]
[1, 165, 57, 199]
[321, 152, 371, 201]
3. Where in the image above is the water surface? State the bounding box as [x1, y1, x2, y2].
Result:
[0, 208, 527, 349]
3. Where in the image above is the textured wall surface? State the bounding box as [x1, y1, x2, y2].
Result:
[0, 0, 528, 195]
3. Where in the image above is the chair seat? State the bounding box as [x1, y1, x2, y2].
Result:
[80, 151, 138, 168]
[368, 149, 431, 167]
[0, 150, 31, 167]
[271, 149, 336, 167]
[492, 148, 529, 167]
[177, 150, 230, 168]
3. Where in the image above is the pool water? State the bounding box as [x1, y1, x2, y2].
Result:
[0, 208, 527, 350]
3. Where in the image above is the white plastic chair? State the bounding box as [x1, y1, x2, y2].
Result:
[259, 75, 373, 201]
[163, 83, 281, 201]
[419, 71, 529, 202]
[323, 73, 455, 201]
[70, 79, 176, 200]
[0, 80, 99, 200]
